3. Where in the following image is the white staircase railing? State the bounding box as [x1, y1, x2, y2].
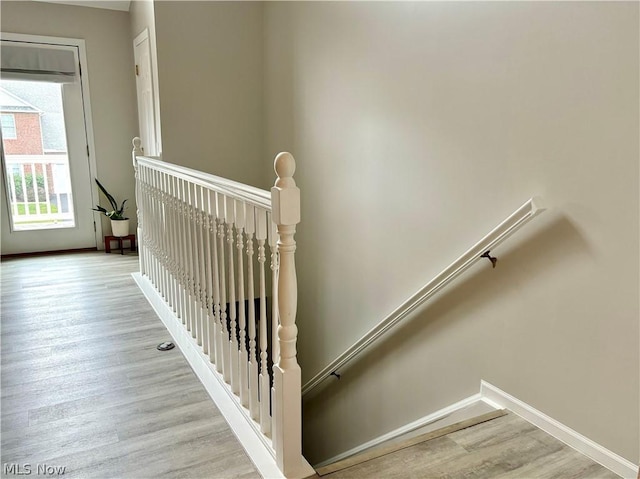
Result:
[131, 138, 313, 479]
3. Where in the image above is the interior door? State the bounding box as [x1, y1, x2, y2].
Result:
[0, 44, 96, 255]
[134, 29, 157, 156]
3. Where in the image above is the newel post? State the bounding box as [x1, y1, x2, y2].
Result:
[271, 152, 304, 477]
[132, 137, 144, 274]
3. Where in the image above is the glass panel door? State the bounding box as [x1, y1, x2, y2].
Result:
[0, 57, 97, 254]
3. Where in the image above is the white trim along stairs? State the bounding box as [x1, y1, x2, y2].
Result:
[480, 381, 638, 479]
[312, 381, 638, 479]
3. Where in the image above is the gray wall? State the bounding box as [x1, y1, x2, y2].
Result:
[263, 1, 639, 465]
[1, 0, 139, 236]
[152, 1, 265, 188]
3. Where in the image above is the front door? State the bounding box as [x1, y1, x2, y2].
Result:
[0, 40, 97, 255]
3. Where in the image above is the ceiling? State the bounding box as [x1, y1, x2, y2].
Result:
[33, 0, 131, 12]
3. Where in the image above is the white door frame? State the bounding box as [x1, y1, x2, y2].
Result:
[0, 31, 104, 248]
[133, 28, 158, 156]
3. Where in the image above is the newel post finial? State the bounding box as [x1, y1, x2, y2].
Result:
[132, 137, 142, 167]
[271, 152, 305, 477]
[274, 151, 297, 188]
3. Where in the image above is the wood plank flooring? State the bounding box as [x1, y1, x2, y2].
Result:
[1, 252, 624, 479]
[319, 413, 620, 479]
[1, 252, 260, 479]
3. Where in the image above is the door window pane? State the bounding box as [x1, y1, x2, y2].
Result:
[1, 80, 76, 230]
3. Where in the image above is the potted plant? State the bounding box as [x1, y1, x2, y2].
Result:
[92, 179, 129, 237]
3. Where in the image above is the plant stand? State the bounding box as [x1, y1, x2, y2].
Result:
[105, 234, 136, 255]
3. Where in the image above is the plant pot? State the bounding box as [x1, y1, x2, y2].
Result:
[111, 218, 130, 237]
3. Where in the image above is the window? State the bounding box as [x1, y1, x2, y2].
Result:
[1, 114, 17, 139]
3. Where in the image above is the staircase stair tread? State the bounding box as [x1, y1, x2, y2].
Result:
[316, 409, 507, 476]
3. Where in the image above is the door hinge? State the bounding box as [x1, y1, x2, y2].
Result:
[93, 221, 97, 232]
[135, 64, 139, 76]
[86, 145, 90, 157]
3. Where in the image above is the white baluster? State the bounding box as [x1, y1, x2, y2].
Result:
[169, 175, 180, 315]
[246, 205, 259, 420]
[271, 153, 303, 477]
[149, 168, 158, 287]
[146, 168, 155, 283]
[214, 192, 224, 373]
[186, 181, 196, 337]
[157, 171, 164, 296]
[161, 172, 169, 301]
[196, 185, 209, 354]
[132, 138, 145, 275]
[182, 179, 191, 329]
[205, 189, 216, 361]
[179, 178, 188, 327]
[144, 166, 152, 283]
[192, 182, 202, 341]
[169, 175, 180, 318]
[196, 184, 206, 351]
[140, 164, 148, 277]
[157, 171, 164, 292]
[268, 211, 279, 446]
[159, 171, 166, 294]
[219, 195, 230, 382]
[179, 177, 190, 326]
[140, 164, 147, 276]
[235, 199, 249, 407]
[256, 207, 271, 436]
[269, 215, 280, 369]
[150, 167, 157, 286]
[226, 195, 239, 393]
[158, 171, 167, 300]
[164, 173, 172, 309]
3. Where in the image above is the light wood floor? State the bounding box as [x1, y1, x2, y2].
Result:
[319, 412, 620, 479]
[1, 252, 623, 479]
[1, 252, 260, 479]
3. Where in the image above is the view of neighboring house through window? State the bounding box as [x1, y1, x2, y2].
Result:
[1, 113, 17, 139]
[1, 80, 75, 230]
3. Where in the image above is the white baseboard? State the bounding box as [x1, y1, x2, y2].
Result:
[132, 273, 288, 479]
[480, 380, 638, 479]
[313, 393, 498, 470]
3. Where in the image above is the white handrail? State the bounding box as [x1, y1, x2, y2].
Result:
[136, 156, 271, 209]
[301, 197, 546, 396]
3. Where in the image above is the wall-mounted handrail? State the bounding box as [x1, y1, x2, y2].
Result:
[301, 197, 546, 396]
